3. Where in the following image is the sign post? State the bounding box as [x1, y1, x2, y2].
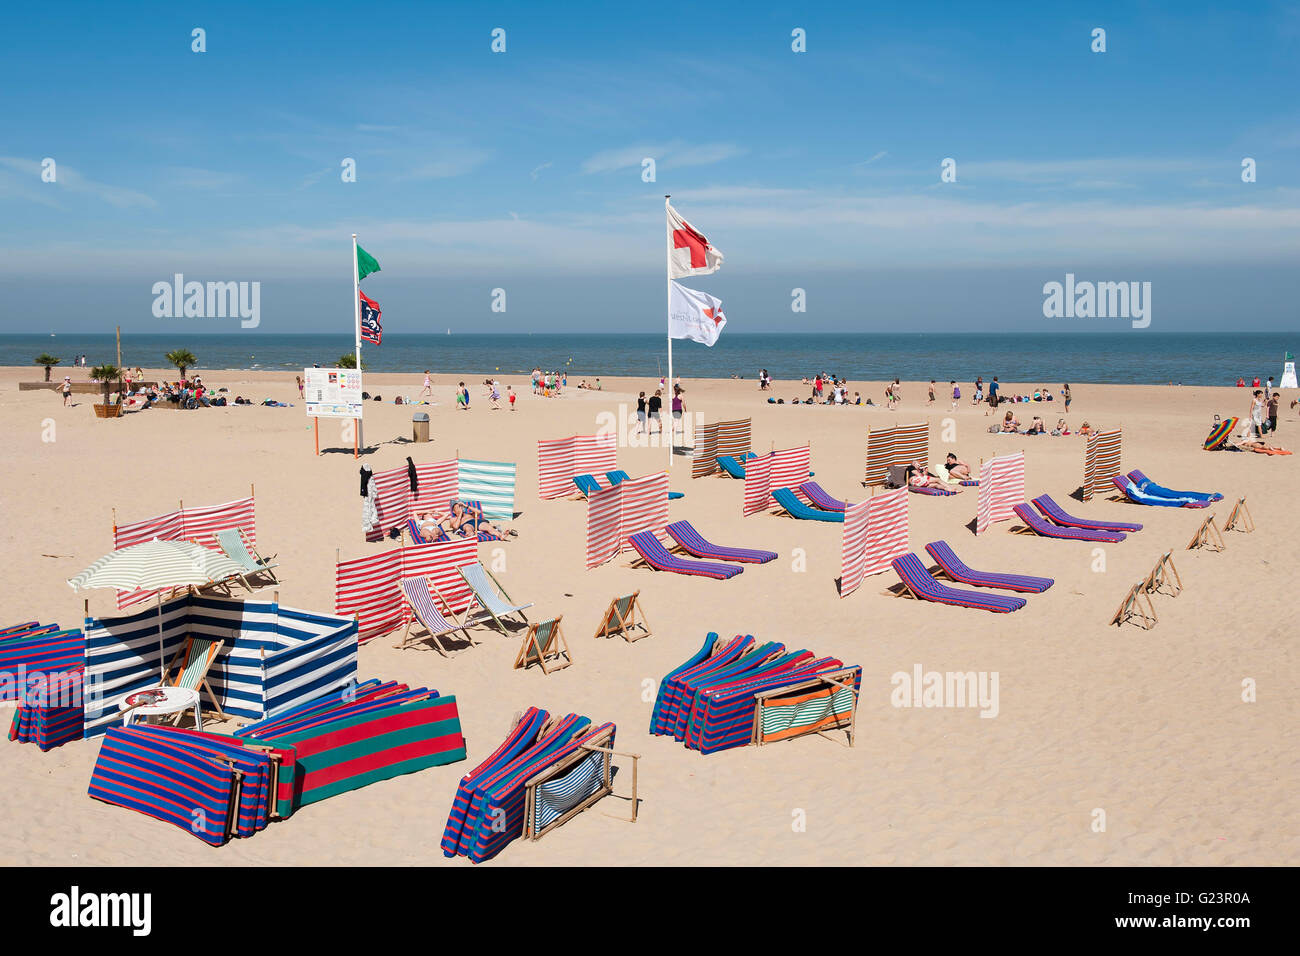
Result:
[304, 367, 364, 458]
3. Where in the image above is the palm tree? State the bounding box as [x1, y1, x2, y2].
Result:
[165, 348, 197, 379]
[337, 353, 366, 370]
[90, 364, 121, 406]
[34, 353, 61, 382]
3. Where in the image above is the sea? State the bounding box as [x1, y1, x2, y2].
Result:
[4, 332, 1296, 386]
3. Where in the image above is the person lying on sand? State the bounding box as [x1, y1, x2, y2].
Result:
[907, 460, 962, 491]
[942, 453, 973, 480]
[1232, 438, 1292, 455]
[448, 501, 518, 537]
[416, 511, 453, 539]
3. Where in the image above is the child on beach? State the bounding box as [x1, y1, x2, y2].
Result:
[507, 385, 516, 410]
[950, 381, 960, 411]
[1268, 392, 1280, 433]
[488, 379, 501, 409]
[296, 375, 304, 398]
[419, 371, 432, 401]
[61, 375, 72, 406]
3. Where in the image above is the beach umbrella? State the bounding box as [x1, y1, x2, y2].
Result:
[67, 539, 247, 681]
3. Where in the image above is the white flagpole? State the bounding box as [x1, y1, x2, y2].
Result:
[352, 233, 364, 450]
[665, 195, 673, 467]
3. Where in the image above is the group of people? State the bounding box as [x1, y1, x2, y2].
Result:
[635, 385, 686, 435]
[413, 501, 517, 540]
[902, 453, 974, 491]
[991, 410, 1088, 436]
[1234, 389, 1290, 453]
[531, 368, 568, 396]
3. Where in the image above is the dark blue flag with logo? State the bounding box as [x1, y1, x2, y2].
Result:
[359, 290, 382, 345]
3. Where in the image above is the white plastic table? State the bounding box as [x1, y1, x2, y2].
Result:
[117, 687, 202, 730]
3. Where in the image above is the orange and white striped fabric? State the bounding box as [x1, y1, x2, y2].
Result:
[113, 496, 256, 608]
[864, 423, 930, 485]
[537, 434, 618, 499]
[839, 488, 908, 597]
[1083, 429, 1122, 501]
[335, 537, 478, 642]
[975, 452, 1025, 534]
[584, 472, 669, 569]
[691, 418, 753, 478]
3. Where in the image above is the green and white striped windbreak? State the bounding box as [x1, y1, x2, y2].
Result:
[67, 539, 247, 593]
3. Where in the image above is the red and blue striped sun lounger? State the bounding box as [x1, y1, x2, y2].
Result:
[924, 540, 1053, 593]
[1127, 470, 1222, 502]
[1032, 494, 1142, 533]
[798, 481, 847, 512]
[665, 520, 776, 563]
[407, 517, 450, 544]
[629, 530, 744, 579]
[891, 553, 1027, 612]
[909, 484, 959, 496]
[1011, 503, 1126, 542]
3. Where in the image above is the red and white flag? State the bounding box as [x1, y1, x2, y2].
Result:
[667, 201, 724, 278]
[669, 281, 727, 346]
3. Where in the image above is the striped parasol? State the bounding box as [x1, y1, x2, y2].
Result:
[68, 539, 248, 685]
[67, 539, 246, 593]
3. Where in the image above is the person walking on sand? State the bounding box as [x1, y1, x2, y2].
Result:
[672, 387, 685, 439]
[636, 391, 647, 433]
[950, 381, 960, 411]
[488, 379, 501, 409]
[1268, 392, 1280, 434]
[927, 380, 936, 406]
[647, 389, 663, 434]
[295, 374, 304, 399]
[507, 385, 516, 410]
[1249, 389, 1266, 438]
[419, 371, 432, 402]
[1062, 383, 1071, 413]
[61, 375, 73, 406]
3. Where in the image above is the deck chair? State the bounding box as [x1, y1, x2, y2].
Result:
[594, 591, 652, 642]
[161, 636, 228, 723]
[215, 528, 279, 585]
[1187, 512, 1225, 552]
[1142, 551, 1182, 598]
[1223, 497, 1255, 533]
[397, 576, 479, 655]
[458, 562, 533, 631]
[1110, 581, 1157, 629]
[716, 455, 748, 479]
[523, 723, 639, 839]
[571, 474, 603, 499]
[513, 616, 573, 674]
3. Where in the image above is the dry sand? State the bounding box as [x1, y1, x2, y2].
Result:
[1, 367, 1296, 866]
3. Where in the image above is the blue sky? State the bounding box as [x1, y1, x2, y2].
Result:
[1, 0, 1298, 332]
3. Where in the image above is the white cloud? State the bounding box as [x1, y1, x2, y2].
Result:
[0, 156, 155, 209]
[581, 141, 744, 174]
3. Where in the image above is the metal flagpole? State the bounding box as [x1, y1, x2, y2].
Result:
[352, 233, 364, 451]
[665, 195, 673, 467]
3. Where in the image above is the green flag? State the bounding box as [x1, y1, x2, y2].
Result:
[357, 244, 381, 281]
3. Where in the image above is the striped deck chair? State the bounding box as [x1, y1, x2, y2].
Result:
[891, 553, 1027, 613]
[924, 540, 1053, 593]
[629, 530, 744, 579]
[215, 528, 279, 584]
[513, 616, 573, 674]
[665, 520, 776, 563]
[458, 562, 533, 631]
[524, 723, 638, 839]
[1127, 470, 1222, 502]
[798, 481, 847, 512]
[1032, 494, 1142, 533]
[771, 487, 844, 522]
[397, 576, 479, 655]
[1010, 503, 1126, 542]
[162, 636, 228, 722]
[594, 591, 652, 641]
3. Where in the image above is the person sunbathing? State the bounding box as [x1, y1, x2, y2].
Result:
[1232, 437, 1292, 455]
[416, 511, 453, 539]
[1078, 421, 1096, 436]
[942, 453, 973, 480]
[1026, 416, 1046, 434]
[907, 460, 962, 491]
[1053, 419, 1071, 436]
[447, 501, 518, 537]
[1002, 410, 1021, 432]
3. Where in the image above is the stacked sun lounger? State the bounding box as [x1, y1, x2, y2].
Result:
[235, 679, 467, 814]
[88, 724, 288, 846]
[649, 633, 861, 754]
[441, 706, 617, 863]
[3, 622, 86, 751]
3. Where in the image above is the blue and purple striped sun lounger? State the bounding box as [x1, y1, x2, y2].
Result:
[1012, 503, 1127, 542]
[892, 553, 1028, 612]
[1032, 494, 1142, 533]
[909, 484, 959, 496]
[665, 520, 776, 563]
[629, 530, 744, 579]
[1127, 470, 1222, 502]
[924, 541, 1053, 593]
[798, 481, 847, 512]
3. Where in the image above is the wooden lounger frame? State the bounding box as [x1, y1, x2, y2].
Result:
[522, 724, 639, 841]
[1143, 551, 1182, 598]
[593, 591, 652, 642]
[1223, 497, 1254, 534]
[1110, 581, 1158, 629]
[513, 615, 573, 674]
[750, 668, 859, 748]
[1187, 513, 1225, 552]
[394, 580, 482, 655]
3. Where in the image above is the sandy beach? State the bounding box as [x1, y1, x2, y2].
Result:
[1, 366, 1295, 867]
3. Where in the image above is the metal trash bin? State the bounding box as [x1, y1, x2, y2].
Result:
[412, 411, 430, 443]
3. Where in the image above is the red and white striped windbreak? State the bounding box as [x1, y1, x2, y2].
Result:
[366, 459, 461, 542]
[584, 472, 669, 569]
[975, 452, 1026, 534]
[839, 489, 909, 597]
[537, 434, 618, 499]
[1082, 429, 1122, 501]
[335, 537, 478, 643]
[742, 446, 811, 515]
[113, 496, 256, 608]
